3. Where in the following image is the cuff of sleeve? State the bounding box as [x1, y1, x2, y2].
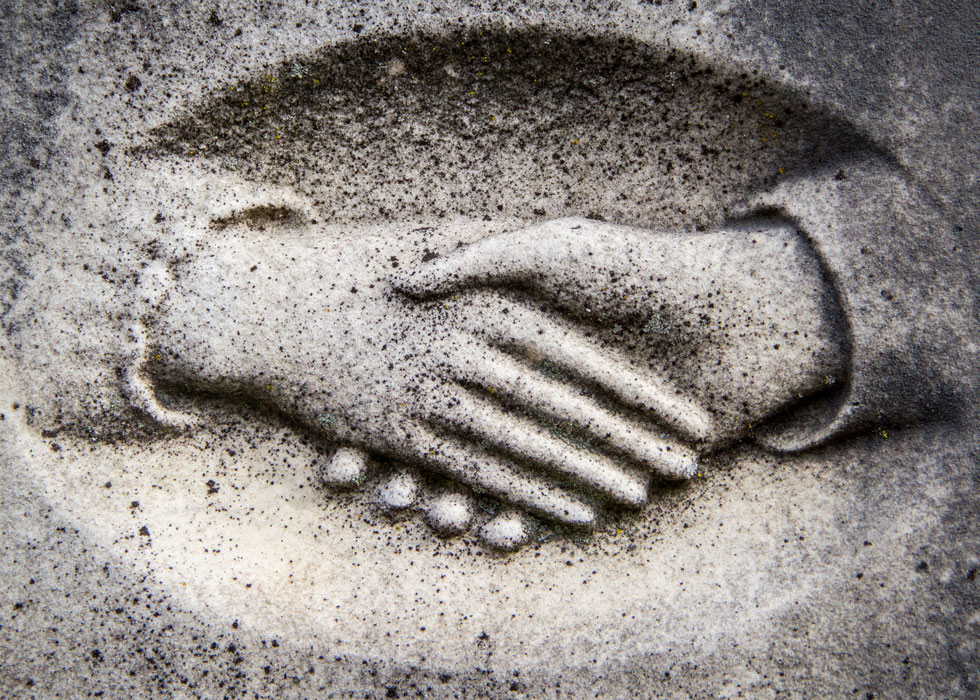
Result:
[738, 157, 972, 452]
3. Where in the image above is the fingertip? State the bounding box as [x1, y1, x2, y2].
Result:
[661, 454, 699, 481]
[479, 510, 532, 551]
[320, 446, 370, 488]
[620, 476, 650, 508]
[424, 490, 475, 536]
[378, 469, 419, 510]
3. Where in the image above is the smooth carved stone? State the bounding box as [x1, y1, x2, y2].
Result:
[2, 11, 977, 700]
[479, 510, 531, 551]
[320, 446, 369, 488]
[424, 491, 474, 535]
[378, 470, 419, 511]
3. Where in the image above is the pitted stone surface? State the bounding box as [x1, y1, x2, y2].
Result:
[1, 1, 978, 699]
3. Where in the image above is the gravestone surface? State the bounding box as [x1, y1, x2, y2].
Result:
[1, 1, 978, 698]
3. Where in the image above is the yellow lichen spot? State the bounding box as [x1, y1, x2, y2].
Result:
[571, 139, 579, 144]
[616, 528, 623, 535]
[506, 47, 512, 54]
[276, 134, 281, 139]
[778, 167, 785, 174]
[266, 385, 272, 390]
[469, 90, 475, 95]
[154, 354, 161, 361]
[312, 78, 319, 85]
[490, 115, 496, 122]
[444, 303, 450, 309]
[697, 472, 703, 477]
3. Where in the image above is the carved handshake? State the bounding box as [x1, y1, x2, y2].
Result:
[133, 198, 844, 549]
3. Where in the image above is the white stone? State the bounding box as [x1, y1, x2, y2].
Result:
[377, 470, 419, 510]
[479, 510, 531, 551]
[320, 446, 368, 487]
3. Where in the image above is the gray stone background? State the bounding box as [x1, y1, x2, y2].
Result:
[1, 1, 978, 698]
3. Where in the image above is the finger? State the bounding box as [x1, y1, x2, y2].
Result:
[400, 424, 597, 528]
[395, 218, 591, 297]
[424, 489, 475, 536]
[479, 509, 532, 551]
[433, 391, 650, 507]
[454, 347, 699, 479]
[377, 469, 419, 511]
[462, 299, 714, 443]
[320, 446, 370, 488]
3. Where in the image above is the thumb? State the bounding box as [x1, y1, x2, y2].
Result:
[395, 217, 588, 297]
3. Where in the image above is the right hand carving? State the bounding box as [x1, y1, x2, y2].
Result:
[398, 216, 848, 449]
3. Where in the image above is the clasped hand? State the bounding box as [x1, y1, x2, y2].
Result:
[137, 210, 844, 547]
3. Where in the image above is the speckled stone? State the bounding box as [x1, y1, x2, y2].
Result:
[1, 2, 978, 699]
